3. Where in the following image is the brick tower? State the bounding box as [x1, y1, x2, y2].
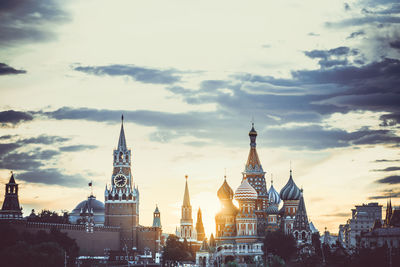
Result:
[105, 115, 139, 250]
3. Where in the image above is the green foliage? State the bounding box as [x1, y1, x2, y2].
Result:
[29, 209, 70, 224]
[264, 230, 297, 261]
[267, 255, 285, 267]
[162, 235, 192, 263]
[0, 224, 79, 267]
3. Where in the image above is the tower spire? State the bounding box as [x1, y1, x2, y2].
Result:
[117, 114, 127, 151]
[183, 175, 190, 206]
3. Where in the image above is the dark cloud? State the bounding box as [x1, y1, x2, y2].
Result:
[324, 212, 350, 217]
[16, 169, 88, 187]
[390, 40, 400, 49]
[369, 187, 400, 199]
[0, 110, 33, 127]
[59, 145, 97, 152]
[326, 16, 400, 28]
[0, 63, 26, 75]
[380, 113, 400, 126]
[263, 125, 400, 150]
[374, 159, 400, 162]
[0, 135, 69, 171]
[74, 64, 181, 84]
[347, 31, 365, 39]
[372, 167, 400, 172]
[305, 47, 354, 59]
[304, 46, 359, 68]
[0, 0, 69, 46]
[308, 32, 320, 37]
[376, 175, 400, 184]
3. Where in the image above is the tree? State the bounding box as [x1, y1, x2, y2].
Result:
[264, 230, 297, 261]
[0, 224, 79, 267]
[162, 235, 190, 263]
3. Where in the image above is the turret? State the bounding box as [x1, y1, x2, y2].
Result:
[0, 172, 23, 219]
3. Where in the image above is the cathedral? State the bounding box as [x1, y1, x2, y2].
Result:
[194, 124, 313, 265]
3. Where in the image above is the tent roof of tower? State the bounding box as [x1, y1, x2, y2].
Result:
[117, 115, 127, 151]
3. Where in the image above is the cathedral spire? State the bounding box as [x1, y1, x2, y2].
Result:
[183, 175, 191, 207]
[245, 123, 263, 173]
[117, 114, 127, 151]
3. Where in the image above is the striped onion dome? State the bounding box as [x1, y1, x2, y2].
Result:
[266, 205, 279, 214]
[217, 177, 234, 200]
[268, 184, 281, 205]
[279, 170, 301, 201]
[234, 178, 257, 201]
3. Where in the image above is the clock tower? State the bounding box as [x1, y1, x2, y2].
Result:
[105, 115, 139, 250]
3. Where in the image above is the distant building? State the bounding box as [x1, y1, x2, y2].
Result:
[341, 202, 382, 248]
[360, 199, 400, 249]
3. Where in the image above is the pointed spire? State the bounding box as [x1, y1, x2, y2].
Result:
[245, 123, 263, 173]
[117, 114, 127, 151]
[183, 175, 191, 206]
[9, 171, 16, 184]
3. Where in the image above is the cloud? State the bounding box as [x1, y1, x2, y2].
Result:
[375, 175, 400, 184]
[0, 63, 26, 75]
[324, 212, 350, 217]
[347, 31, 365, 39]
[0, 135, 69, 171]
[369, 187, 400, 199]
[379, 113, 400, 126]
[0, 0, 69, 46]
[326, 16, 400, 28]
[59, 145, 97, 152]
[374, 159, 400, 162]
[16, 168, 88, 187]
[390, 40, 400, 49]
[372, 167, 400, 172]
[73, 64, 181, 84]
[0, 110, 33, 127]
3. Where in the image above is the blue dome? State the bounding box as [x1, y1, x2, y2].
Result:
[279, 171, 301, 201]
[268, 184, 281, 205]
[70, 195, 105, 225]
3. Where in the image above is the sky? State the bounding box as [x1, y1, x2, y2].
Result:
[0, 0, 399, 236]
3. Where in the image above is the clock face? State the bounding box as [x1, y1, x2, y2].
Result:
[114, 174, 127, 187]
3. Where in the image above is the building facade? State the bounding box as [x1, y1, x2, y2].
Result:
[340, 202, 382, 248]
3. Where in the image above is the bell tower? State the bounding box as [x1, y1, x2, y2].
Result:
[105, 115, 139, 250]
[0, 172, 23, 219]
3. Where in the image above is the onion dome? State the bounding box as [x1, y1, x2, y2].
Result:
[234, 178, 257, 201]
[279, 170, 301, 201]
[217, 176, 234, 200]
[268, 183, 281, 205]
[266, 205, 279, 214]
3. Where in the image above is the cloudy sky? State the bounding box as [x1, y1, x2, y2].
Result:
[1, 0, 399, 235]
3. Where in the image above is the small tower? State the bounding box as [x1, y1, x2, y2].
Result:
[196, 208, 205, 241]
[242, 123, 268, 235]
[292, 189, 312, 244]
[385, 198, 393, 227]
[179, 175, 195, 241]
[234, 178, 258, 238]
[215, 175, 238, 240]
[0, 172, 23, 219]
[153, 205, 162, 228]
